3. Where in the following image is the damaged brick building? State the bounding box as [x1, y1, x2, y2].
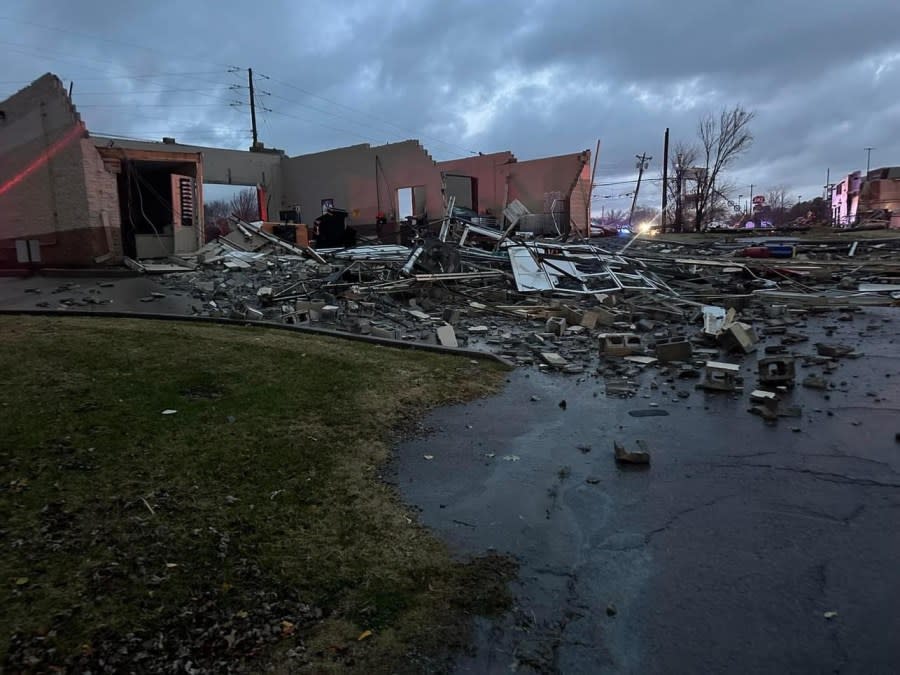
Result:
[0, 73, 592, 268]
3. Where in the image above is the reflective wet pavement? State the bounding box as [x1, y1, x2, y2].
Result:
[392, 308, 900, 674]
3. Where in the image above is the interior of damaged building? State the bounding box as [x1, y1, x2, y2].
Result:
[2, 8, 900, 669]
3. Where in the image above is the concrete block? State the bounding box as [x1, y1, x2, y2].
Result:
[320, 304, 339, 321]
[562, 306, 584, 326]
[442, 308, 461, 324]
[698, 361, 742, 392]
[581, 308, 616, 329]
[757, 356, 796, 385]
[655, 338, 693, 363]
[545, 316, 567, 336]
[598, 333, 643, 356]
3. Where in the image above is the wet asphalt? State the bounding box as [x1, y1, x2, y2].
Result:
[0, 275, 195, 314]
[392, 308, 900, 674]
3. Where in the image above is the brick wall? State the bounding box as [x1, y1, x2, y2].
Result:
[81, 139, 123, 261]
[0, 73, 117, 266]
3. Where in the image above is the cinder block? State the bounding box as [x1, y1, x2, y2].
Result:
[655, 338, 693, 363]
[598, 333, 643, 356]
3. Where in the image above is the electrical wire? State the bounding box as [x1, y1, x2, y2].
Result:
[0, 15, 237, 69]
[265, 108, 388, 146]
[260, 72, 480, 158]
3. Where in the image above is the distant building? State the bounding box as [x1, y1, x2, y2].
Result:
[832, 168, 900, 228]
[831, 171, 862, 226]
[859, 167, 900, 228]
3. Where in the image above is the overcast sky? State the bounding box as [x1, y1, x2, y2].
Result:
[3, 0, 900, 212]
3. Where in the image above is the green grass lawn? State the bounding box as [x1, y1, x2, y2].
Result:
[0, 316, 512, 673]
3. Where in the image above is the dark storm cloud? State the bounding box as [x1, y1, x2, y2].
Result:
[2, 0, 899, 208]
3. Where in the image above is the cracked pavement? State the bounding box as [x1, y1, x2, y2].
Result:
[392, 307, 900, 674]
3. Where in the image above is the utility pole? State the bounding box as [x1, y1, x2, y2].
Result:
[248, 68, 258, 148]
[661, 129, 669, 234]
[865, 147, 874, 175]
[824, 168, 830, 200]
[749, 183, 754, 220]
[629, 152, 651, 227]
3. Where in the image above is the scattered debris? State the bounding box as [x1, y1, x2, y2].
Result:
[614, 440, 651, 465]
[698, 361, 742, 392]
[757, 356, 796, 386]
[132, 213, 897, 435]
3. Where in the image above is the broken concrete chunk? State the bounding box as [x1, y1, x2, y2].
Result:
[436, 324, 458, 348]
[721, 322, 758, 354]
[614, 440, 650, 465]
[581, 308, 616, 329]
[370, 326, 398, 340]
[407, 309, 431, 321]
[750, 389, 778, 403]
[468, 325, 490, 334]
[256, 286, 274, 304]
[623, 355, 657, 366]
[816, 343, 854, 358]
[540, 352, 568, 368]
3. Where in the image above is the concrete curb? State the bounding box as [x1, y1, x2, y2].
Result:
[0, 308, 516, 369]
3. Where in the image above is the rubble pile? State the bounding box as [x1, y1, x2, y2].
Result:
[146, 213, 900, 421]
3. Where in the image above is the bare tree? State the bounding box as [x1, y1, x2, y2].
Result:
[203, 198, 231, 223]
[694, 106, 755, 231]
[666, 143, 698, 232]
[229, 188, 259, 222]
[765, 185, 788, 225]
[709, 178, 742, 226]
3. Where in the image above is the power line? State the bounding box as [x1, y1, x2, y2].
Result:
[259, 72, 480, 158]
[0, 15, 237, 69]
[72, 87, 229, 96]
[265, 108, 387, 146]
[76, 101, 238, 108]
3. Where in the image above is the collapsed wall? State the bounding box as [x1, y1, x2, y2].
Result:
[0, 73, 122, 267]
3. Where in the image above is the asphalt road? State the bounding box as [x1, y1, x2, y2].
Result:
[0, 274, 195, 314]
[392, 308, 900, 674]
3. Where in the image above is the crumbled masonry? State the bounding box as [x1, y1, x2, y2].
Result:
[124, 212, 900, 425]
